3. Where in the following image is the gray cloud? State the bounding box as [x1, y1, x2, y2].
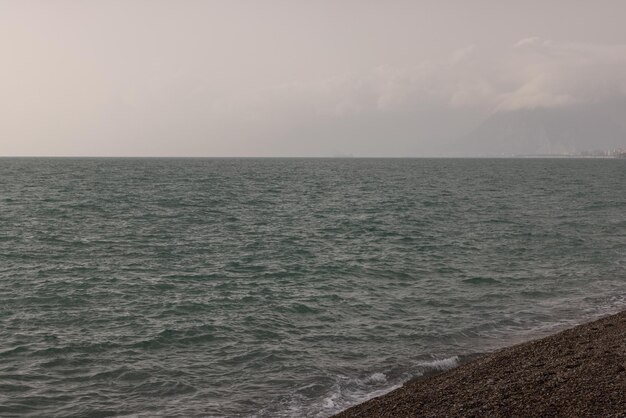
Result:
[202, 39, 626, 155]
[234, 39, 626, 117]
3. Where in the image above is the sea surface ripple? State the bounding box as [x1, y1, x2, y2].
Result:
[1, 158, 625, 417]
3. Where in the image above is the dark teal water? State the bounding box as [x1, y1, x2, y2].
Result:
[1, 158, 625, 417]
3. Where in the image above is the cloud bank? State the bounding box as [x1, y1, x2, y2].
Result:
[229, 38, 626, 119]
[185, 38, 626, 155]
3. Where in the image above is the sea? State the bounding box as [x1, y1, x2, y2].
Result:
[1, 157, 625, 417]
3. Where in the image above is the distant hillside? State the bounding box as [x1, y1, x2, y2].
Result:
[454, 100, 626, 156]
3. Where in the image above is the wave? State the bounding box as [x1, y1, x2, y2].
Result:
[416, 355, 460, 372]
[462, 276, 501, 285]
[271, 372, 401, 418]
[265, 355, 464, 417]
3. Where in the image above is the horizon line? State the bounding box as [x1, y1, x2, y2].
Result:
[0, 155, 614, 159]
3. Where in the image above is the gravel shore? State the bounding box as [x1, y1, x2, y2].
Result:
[335, 311, 626, 417]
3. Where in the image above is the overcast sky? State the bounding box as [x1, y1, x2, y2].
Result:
[2, 1, 626, 156]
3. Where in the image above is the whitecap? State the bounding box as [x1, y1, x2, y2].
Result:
[417, 355, 460, 371]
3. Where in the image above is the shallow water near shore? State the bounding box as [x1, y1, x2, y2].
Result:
[1, 158, 625, 417]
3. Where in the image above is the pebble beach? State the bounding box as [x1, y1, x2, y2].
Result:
[335, 311, 626, 417]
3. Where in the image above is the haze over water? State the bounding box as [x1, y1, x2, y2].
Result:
[1, 158, 625, 417]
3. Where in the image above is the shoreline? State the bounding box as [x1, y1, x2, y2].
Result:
[334, 310, 626, 417]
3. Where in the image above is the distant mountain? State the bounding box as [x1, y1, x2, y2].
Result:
[455, 100, 626, 156]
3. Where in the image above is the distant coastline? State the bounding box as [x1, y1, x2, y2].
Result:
[516, 154, 626, 159]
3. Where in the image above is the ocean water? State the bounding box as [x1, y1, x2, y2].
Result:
[1, 157, 625, 417]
